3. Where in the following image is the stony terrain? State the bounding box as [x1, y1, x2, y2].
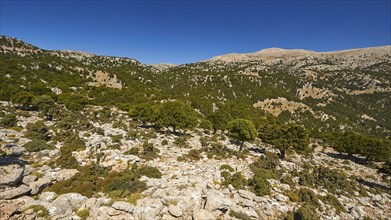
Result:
[0, 105, 390, 220]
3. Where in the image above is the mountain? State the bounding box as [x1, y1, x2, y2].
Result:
[1, 36, 390, 136]
[0, 36, 391, 220]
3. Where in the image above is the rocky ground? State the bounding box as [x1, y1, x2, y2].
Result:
[0, 107, 390, 220]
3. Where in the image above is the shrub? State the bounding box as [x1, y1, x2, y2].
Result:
[127, 193, 142, 205]
[76, 209, 90, 220]
[321, 194, 345, 214]
[124, 147, 140, 155]
[229, 210, 252, 220]
[26, 205, 48, 218]
[248, 175, 270, 196]
[298, 188, 321, 208]
[139, 142, 160, 160]
[222, 172, 247, 190]
[25, 121, 50, 141]
[173, 136, 189, 148]
[63, 137, 86, 151]
[22, 139, 55, 152]
[111, 134, 123, 143]
[178, 149, 203, 161]
[102, 171, 147, 199]
[294, 203, 320, 220]
[161, 139, 169, 146]
[297, 165, 355, 196]
[0, 114, 17, 127]
[48, 164, 107, 197]
[136, 166, 162, 179]
[281, 175, 295, 186]
[220, 164, 235, 172]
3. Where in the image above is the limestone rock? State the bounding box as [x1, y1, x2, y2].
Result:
[0, 185, 31, 199]
[274, 194, 289, 202]
[0, 164, 24, 188]
[168, 204, 183, 217]
[238, 190, 256, 201]
[22, 175, 38, 185]
[133, 198, 164, 219]
[39, 192, 58, 202]
[49, 193, 87, 216]
[29, 177, 51, 195]
[205, 189, 235, 212]
[193, 209, 215, 220]
[112, 201, 134, 213]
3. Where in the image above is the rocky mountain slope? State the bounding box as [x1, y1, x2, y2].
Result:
[0, 36, 390, 219]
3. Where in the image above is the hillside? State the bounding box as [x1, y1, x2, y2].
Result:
[0, 36, 390, 220]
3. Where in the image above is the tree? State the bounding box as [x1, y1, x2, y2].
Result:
[157, 101, 198, 133]
[227, 119, 258, 151]
[129, 103, 159, 127]
[32, 95, 55, 118]
[199, 119, 212, 133]
[207, 109, 231, 134]
[259, 123, 310, 159]
[11, 91, 34, 109]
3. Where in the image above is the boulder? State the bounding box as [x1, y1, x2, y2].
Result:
[0, 201, 20, 219]
[205, 189, 235, 212]
[238, 190, 256, 201]
[39, 192, 58, 202]
[168, 204, 183, 217]
[274, 194, 289, 202]
[49, 193, 88, 216]
[0, 164, 24, 188]
[193, 209, 215, 220]
[133, 198, 164, 219]
[0, 185, 31, 200]
[112, 201, 134, 213]
[22, 175, 38, 185]
[29, 177, 51, 195]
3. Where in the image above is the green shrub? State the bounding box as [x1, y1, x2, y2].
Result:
[248, 175, 270, 196]
[26, 205, 48, 218]
[222, 172, 247, 190]
[174, 136, 189, 148]
[111, 134, 123, 143]
[285, 191, 300, 202]
[102, 170, 147, 199]
[161, 139, 169, 145]
[76, 209, 90, 219]
[294, 203, 320, 220]
[229, 210, 252, 220]
[48, 164, 107, 197]
[321, 194, 345, 214]
[139, 142, 160, 160]
[124, 147, 140, 155]
[22, 139, 55, 152]
[63, 137, 86, 151]
[299, 188, 321, 208]
[281, 175, 295, 186]
[0, 114, 17, 127]
[136, 166, 162, 179]
[220, 164, 235, 172]
[297, 166, 355, 196]
[25, 121, 50, 141]
[127, 193, 142, 205]
[178, 149, 203, 161]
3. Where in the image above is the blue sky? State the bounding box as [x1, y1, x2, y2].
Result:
[1, 0, 390, 64]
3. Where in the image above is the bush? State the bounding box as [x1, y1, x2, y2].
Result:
[321, 194, 345, 214]
[48, 164, 107, 197]
[173, 136, 189, 148]
[135, 166, 162, 179]
[25, 121, 50, 141]
[76, 209, 90, 219]
[178, 149, 203, 161]
[102, 171, 147, 199]
[63, 137, 86, 151]
[56, 144, 80, 169]
[294, 203, 320, 220]
[222, 172, 247, 190]
[161, 139, 169, 145]
[248, 175, 270, 196]
[23, 139, 55, 152]
[229, 210, 252, 220]
[26, 205, 48, 218]
[124, 147, 140, 155]
[298, 188, 321, 208]
[0, 114, 17, 127]
[111, 134, 123, 143]
[139, 142, 160, 160]
[220, 164, 235, 172]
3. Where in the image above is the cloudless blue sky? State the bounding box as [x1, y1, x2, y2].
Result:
[1, 0, 390, 64]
